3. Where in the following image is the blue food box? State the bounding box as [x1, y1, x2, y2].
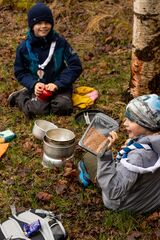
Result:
[0, 129, 16, 143]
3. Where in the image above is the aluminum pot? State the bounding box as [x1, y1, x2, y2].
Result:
[45, 128, 75, 145]
[42, 152, 63, 168]
[32, 119, 58, 140]
[43, 136, 75, 159]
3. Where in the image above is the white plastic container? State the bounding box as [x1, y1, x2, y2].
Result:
[78, 113, 119, 156]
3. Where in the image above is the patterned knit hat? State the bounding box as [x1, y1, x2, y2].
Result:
[125, 94, 160, 131]
[28, 3, 54, 29]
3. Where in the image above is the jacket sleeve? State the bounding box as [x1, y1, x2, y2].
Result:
[14, 44, 38, 92]
[97, 150, 141, 208]
[54, 40, 83, 89]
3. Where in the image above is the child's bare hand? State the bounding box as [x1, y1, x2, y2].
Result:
[121, 138, 131, 148]
[45, 83, 58, 92]
[34, 82, 45, 96]
[107, 131, 118, 149]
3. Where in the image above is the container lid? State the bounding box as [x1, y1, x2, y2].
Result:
[78, 113, 119, 156]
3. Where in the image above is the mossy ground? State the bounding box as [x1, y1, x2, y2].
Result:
[0, 1, 159, 239]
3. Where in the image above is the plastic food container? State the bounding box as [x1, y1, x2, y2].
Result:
[78, 113, 119, 156]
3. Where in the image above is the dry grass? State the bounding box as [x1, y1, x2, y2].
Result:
[0, 1, 156, 240]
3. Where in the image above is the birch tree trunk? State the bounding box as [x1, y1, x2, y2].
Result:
[129, 0, 160, 97]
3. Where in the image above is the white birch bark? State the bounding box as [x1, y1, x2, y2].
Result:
[129, 0, 160, 97]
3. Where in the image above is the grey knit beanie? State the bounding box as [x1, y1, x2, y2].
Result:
[125, 94, 160, 131]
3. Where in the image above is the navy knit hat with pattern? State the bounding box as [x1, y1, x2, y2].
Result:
[28, 2, 54, 29]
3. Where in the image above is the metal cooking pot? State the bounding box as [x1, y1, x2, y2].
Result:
[32, 119, 58, 140]
[43, 136, 75, 159]
[42, 152, 63, 168]
[45, 128, 75, 145]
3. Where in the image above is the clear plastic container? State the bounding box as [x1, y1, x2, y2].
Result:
[78, 113, 119, 156]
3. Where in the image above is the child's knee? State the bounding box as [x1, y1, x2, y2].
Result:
[50, 96, 73, 115]
[22, 98, 50, 116]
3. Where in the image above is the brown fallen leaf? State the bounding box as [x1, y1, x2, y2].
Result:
[36, 192, 53, 202]
[63, 160, 77, 178]
[83, 52, 94, 61]
[22, 141, 33, 151]
[154, 229, 160, 238]
[55, 179, 68, 195]
[64, 160, 74, 168]
[146, 211, 160, 222]
[127, 230, 142, 240]
[63, 168, 77, 177]
[34, 144, 43, 155]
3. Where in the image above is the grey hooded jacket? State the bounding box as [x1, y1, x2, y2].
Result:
[97, 134, 160, 213]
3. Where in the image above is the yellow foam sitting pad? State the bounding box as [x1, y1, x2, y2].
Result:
[0, 143, 9, 158]
[72, 86, 97, 109]
[72, 94, 93, 109]
[74, 86, 96, 94]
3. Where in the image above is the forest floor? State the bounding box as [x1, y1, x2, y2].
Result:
[0, 1, 160, 239]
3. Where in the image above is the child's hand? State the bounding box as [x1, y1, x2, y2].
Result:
[45, 83, 58, 92]
[107, 131, 118, 149]
[121, 139, 131, 148]
[34, 82, 45, 96]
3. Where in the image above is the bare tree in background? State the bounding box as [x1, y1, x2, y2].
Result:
[129, 0, 160, 97]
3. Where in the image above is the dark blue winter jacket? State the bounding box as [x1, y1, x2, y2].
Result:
[14, 30, 82, 92]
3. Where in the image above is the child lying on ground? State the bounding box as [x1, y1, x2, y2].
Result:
[79, 94, 160, 213]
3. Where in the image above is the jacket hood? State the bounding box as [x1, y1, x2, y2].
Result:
[120, 134, 160, 174]
[138, 134, 160, 154]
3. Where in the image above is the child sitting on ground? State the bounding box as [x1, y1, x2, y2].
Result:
[78, 94, 160, 213]
[8, 2, 82, 118]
